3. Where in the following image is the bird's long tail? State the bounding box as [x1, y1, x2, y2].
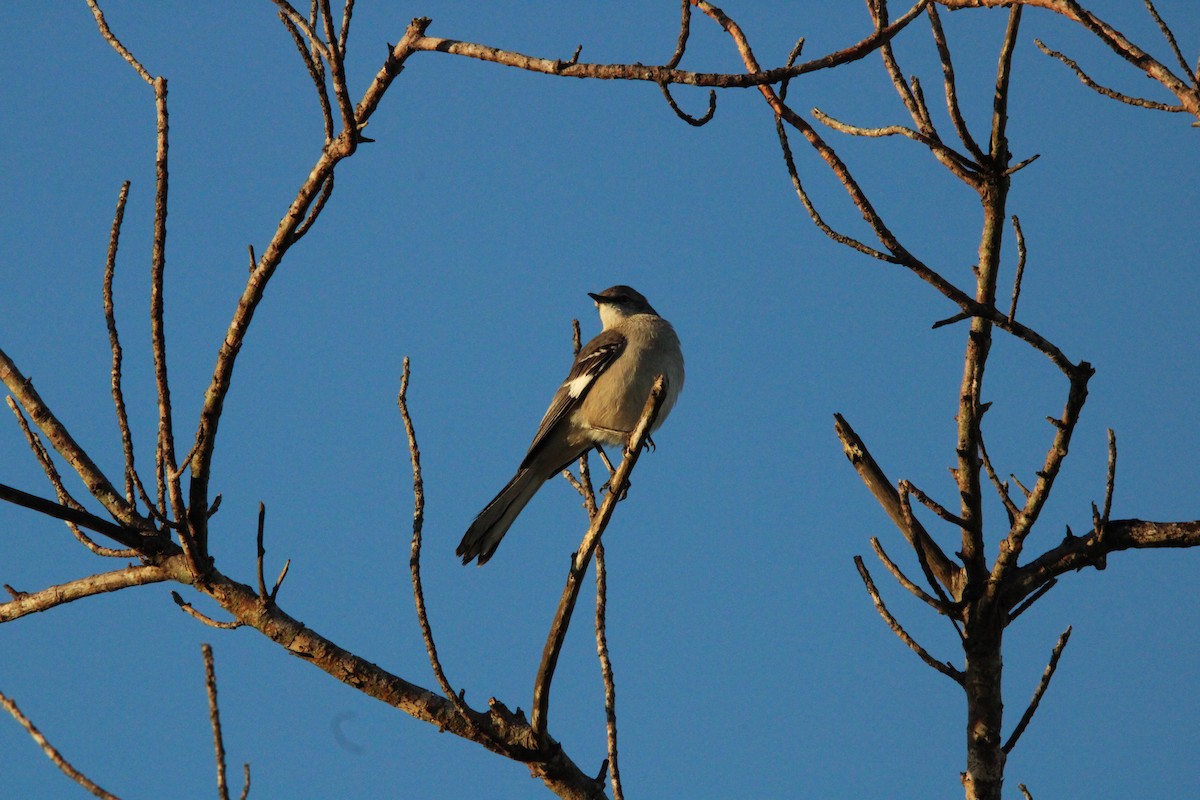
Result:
[457, 468, 544, 565]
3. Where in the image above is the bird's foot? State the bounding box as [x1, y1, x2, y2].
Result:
[600, 478, 630, 502]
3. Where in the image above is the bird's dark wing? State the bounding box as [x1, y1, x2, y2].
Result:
[519, 328, 626, 470]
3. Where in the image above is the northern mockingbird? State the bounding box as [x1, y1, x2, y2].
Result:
[457, 285, 684, 565]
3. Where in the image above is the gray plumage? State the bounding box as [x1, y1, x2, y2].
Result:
[457, 285, 684, 565]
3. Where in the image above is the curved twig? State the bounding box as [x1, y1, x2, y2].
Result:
[398, 358, 488, 744]
[1035, 37, 1184, 112]
[658, 82, 717, 125]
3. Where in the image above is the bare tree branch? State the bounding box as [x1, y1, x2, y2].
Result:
[397, 359, 490, 748]
[1035, 39, 1185, 112]
[1003, 626, 1071, 753]
[202, 644, 231, 800]
[594, 543, 623, 800]
[0, 688, 123, 800]
[532, 376, 668, 744]
[854, 556, 964, 684]
[0, 564, 173, 623]
[834, 414, 962, 598]
[939, 0, 1200, 119]
[1006, 519, 1200, 610]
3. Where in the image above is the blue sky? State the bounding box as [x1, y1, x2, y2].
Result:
[1, 2, 1198, 798]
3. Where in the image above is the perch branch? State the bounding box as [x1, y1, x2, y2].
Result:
[531, 376, 668, 744]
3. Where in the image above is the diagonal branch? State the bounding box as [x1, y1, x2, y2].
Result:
[989, 363, 1094, 590]
[397, 359, 490, 747]
[926, 4, 987, 163]
[0, 688, 123, 800]
[1003, 626, 1071, 753]
[939, 0, 1199, 119]
[1, 350, 140, 529]
[834, 414, 962, 598]
[854, 556, 964, 684]
[1035, 39, 1185, 112]
[531, 376, 668, 744]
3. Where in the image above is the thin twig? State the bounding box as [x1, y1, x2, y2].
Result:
[778, 37, 806, 102]
[255, 502, 268, 599]
[1006, 577, 1056, 624]
[398, 360, 487, 741]
[339, 0, 355, 54]
[271, 559, 291, 601]
[978, 428, 1020, 526]
[1142, 0, 1193, 87]
[811, 108, 979, 182]
[1003, 626, 1072, 753]
[0, 688, 123, 800]
[926, 5, 986, 163]
[657, 82, 717, 126]
[102, 181, 138, 505]
[567, 320, 598, 517]
[318, 0, 357, 135]
[854, 557, 964, 684]
[1035, 39, 1185, 112]
[202, 644, 231, 800]
[595, 543, 623, 800]
[665, 0, 692, 70]
[85, 0, 151, 84]
[991, 4, 1023, 159]
[1008, 214, 1027, 322]
[1101, 428, 1117, 527]
[148, 75, 189, 546]
[990, 364, 1095, 588]
[774, 117, 897, 263]
[278, 9, 334, 141]
[868, 537, 953, 617]
[295, 174, 335, 241]
[871, 0, 928, 129]
[173, 592, 243, 629]
[900, 479, 968, 530]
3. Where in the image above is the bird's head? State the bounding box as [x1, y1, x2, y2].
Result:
[588, 285, 658, 328]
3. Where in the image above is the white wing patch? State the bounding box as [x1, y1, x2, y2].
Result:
[565, 373, 594, 398]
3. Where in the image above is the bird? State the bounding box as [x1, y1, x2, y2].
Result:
[457, 285, 684, 566]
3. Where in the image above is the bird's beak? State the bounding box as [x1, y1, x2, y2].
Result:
[588, 292, 607, 304]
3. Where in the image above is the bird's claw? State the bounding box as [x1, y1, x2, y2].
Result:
[600, 479, 629, 502]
